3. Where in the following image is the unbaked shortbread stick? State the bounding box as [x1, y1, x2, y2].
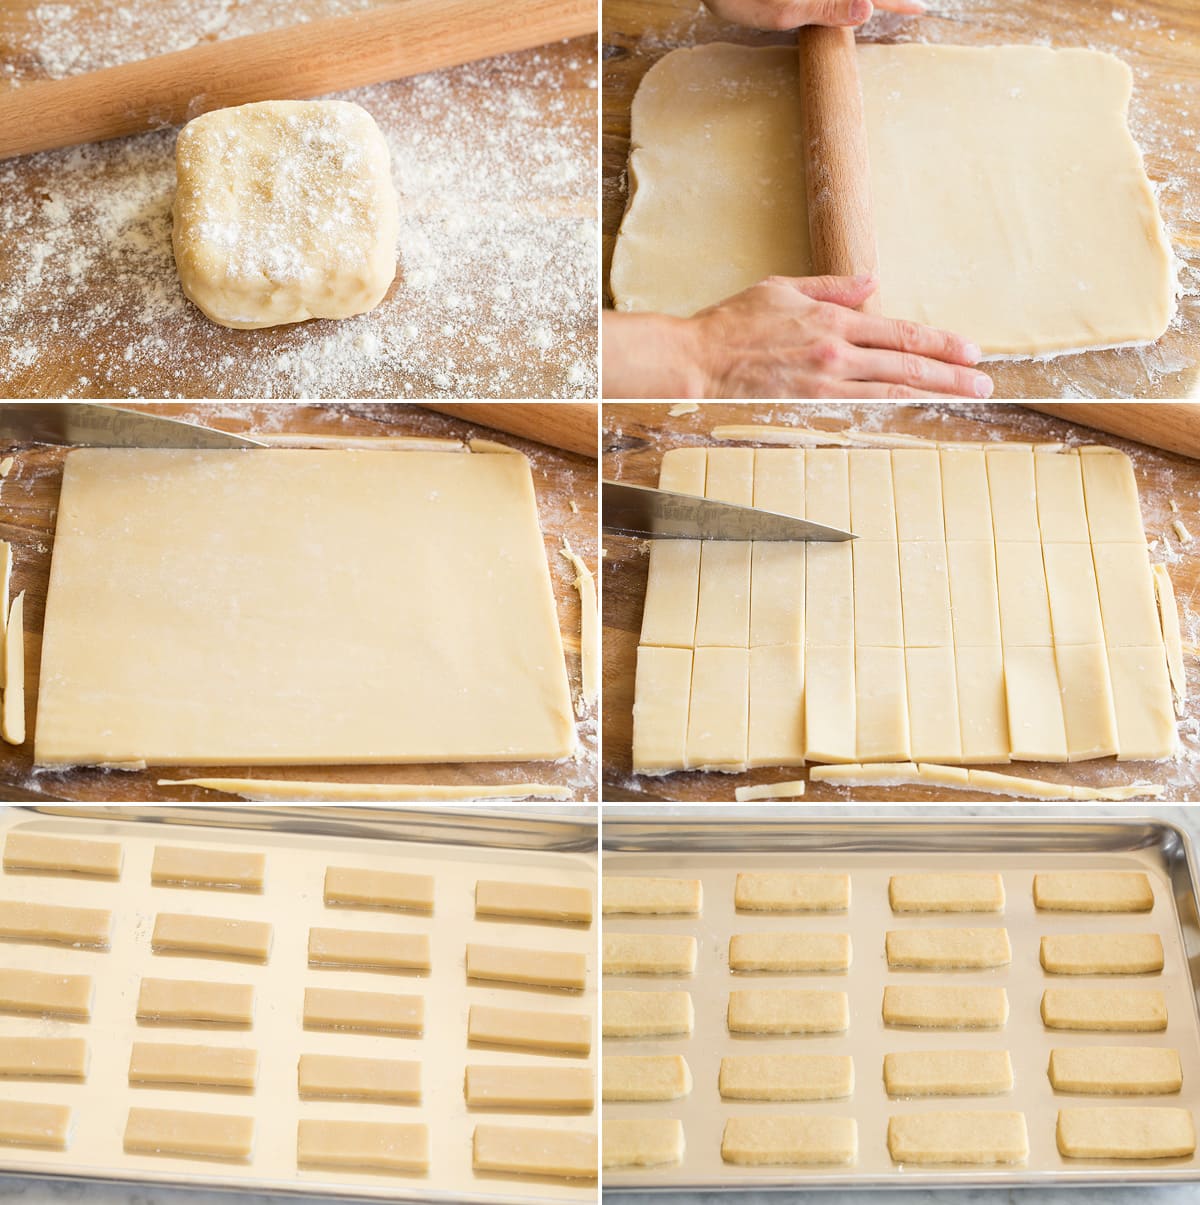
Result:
[560, 536, 598, 711]
[136, 978, 254, 1026]
[883, 985, 1008, 1029]
[124, 1107, 253, 1160]
[472, 1124, 597, 1179]
[603, 991, 693, 1038]
[883, 1050, 1013, 1097]
[603, 876, 702, 915]
[721, 1115, 858, 1166]
[734, 872, 850, 912]
[468, 1004, 590, 1054]
[298, 1053, 420, 1102]
[887, 1111, 1028, 1165]
[0, 1036, 87, 1080]
[889, 873, 1005, 913]
[303, 987, 423, 1036]
[603, 933, 697, 976]
[603, 1118, 685, 1169]
[1048, 1046, 1183, 1095]
[324, 867, 433, 913]
[0, 591, 24, 744]
[886, 928, 1011, 970]
[719, 1054, 853, 1102]
[158, 778, 572, 801]
[0, 968, 92, 1018]
[2, 831, 121, 878]
[1033, 871, 1154, 912]
[728, 932, 851, 973]
[464, 1064, 594, 1110]
[1056, 1107, 1196, 1159]
[151, 846, 265, 891]
[465, 943, 586, 991]
[1040, 932, 1163, 975]
[0, 1100, 70, 1149]
[129, 1043, 258, 1090]
[1041, 987, 1167, 1031]
[475, 880, 593, 925]
[152, 914, 271, 961]
[309, 928, 431, 974]
[727, 990, 849, 1034]
[298, 1119, 430, 1173]
[0, 900, 111, 948]
[603, 1055, 692, 1102]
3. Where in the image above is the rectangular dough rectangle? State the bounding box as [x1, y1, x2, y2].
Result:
[603, 990, 693, 1038]
[0, 899, 111, 947]
[892, 450, 946, 541]
[747, 644, 806, 768]
[750, 543, 805, 646]
[324, 866, 434, 913]
[309, 927, 431, 974]
[885, 928, 1011, 969]
[946, 541, 1002, 646]
[472, 1124, 597, 1179]
[297, 1053, 420, 1101]
[889, 873, 1004, 913]
[1080, 450, 1146, 543]
[129, 1042, 258, 1089]
[1091, 543, 1164, 647]
[137, 978, 253, 1025]
[1035, 451, 1090, 541]
[905, 646, 962, 762]
[719, 1054, 853, 1101]
[299, 1119, 430, 1173]
[848, 449, 897, 539]
[887, 1111, 1028, 1164]
[882, 985, 1008, 1029]
[0, 968, 92, 1018]
[898, 543, 953, 647]
[1033, 871, 1154, 912]
[124, 1107, 253, 1161]
[303, 987, 423, 1035]
[986, 451, 1040, 541]
[728, 931, 851, 973]
[474, 879, 592, 925]
[1108, 646, 1177, 759]
[603, 1117, 684, 1168]
[1003, 646, 1069, 762]
[1041, 987, 1167, 1031]
[467, 1004, 590, 1054]
[603, 933, 696, 976]
[804, 645, 856, 762]
[805, 545, 854, 646]
[151, 846, 265, 891]
[939, 450, 995, 541]
[1043, 544, 1105, 644]
[852, 541, 903, 646]
[3, 831, 121, 878]
[0, 1036, 87, 1079]
[465, 943, 585, 991]
[685, 646, 749, 770]
[1056, 1107, 1195, 1159]
[1048, 1046, 1183, 1095]
[0, 1100, 71, 1149]
[1055, 643, 1120, 761]
[152, 913, 271, 961]
[735, 872, 849, 912]
[642, 448, 707, 648]
[632, 646, 693, 773]
[856, 645, 911, 762]
[721, 1115, 857, 1166]
[955, 646, 1011, 764]
[994, 542, 1053, 645]
[465, 1064, 593, 1110]
[883, 1050, 1013, 1096]
[727, 989, 849, 1034]
[603, 876, 701, 915]
[603, 1054, 692, 1102]
[694, 447, 753, 647]
[1040, 932, 1163, 975]
[805, 449, 851, 528]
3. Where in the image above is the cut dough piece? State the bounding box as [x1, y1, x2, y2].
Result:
[1040, 932, 1163, 975]
[940, 452, 994, 542]
[0, 1100, 70, 1149]
[137, 978, 253, 1026]
[559, 536, 598, 710]
[721, 1115, 857, 1166]
[719, 1054, 853, 1101]
[735, 872, 849, 912]
[160, 778, 569, 802]
[130, 1042, 257, 1090]
[883, 1050, 1013, 1097]
[35, 449, 574, 766]
[472, 1124, 597, 1179]
[1057, 1107, 1195, 1159]
[882, 985, 1008, 1029]
[1033, 871, 1153, 912]
[603, 877, 701, 915]
[747, 645, 806, 768]
[2, 831, 121, 878]
[1092, 543, 1163, 647]
[810, 762, 920, 787]
[1, 591, 23, 744]
[465, 1064, 593, 1110]
[904, 646, 962, 762]
[1003, 645, 1069, 763]
[640, 448, 705, 649]
[298, 1053, 419, 1102]
[946, 542, 1003, 647]
[298, 1119, 429, 1173]
[603, 991, 693, 1038]
[986, 451, 1041, 541]
[750, 452, 806, 645]
[324, 866, 433, 913]
[805, 549, 854, 646]
[892, 450, 945, 541]
[303, 987, 423, 1035]
[1108, 645, 1178, 759]
[174, 100, 397, 329]
[885, 928, 1011, 970]
[0, 1036, 87, 1080]
[151, 846, 265, 892]
[125, 1107, 253, 1160]
[1080, 449, 1146, 542]
[465, 943, 585, 991]
[603, 1055, 692, 1102]
[727, 989, 848, 1034]
[603, 1117, 684, 1168]
[0, 968, 92, 1018]
[955, 647, 1011, 764]
[855, 646, 911, 762]
[887, 1111, 1028, 1165]
[1152, 563, 1187, 705]
[735, 779, 807, 802]
[686, 646, 749, 769]
[631, 646, 693, 773]
[889, 873, 1005, 913]
[728, 931, 851, 973]
[804, 645, 856, 763]
[1035, 452, 1090, 542]
[468, 1004, 590, 1055]
[1041, 987, 1167, 1031]
[993, 544, 1053, 646]
[1048, 1046, 1182, 1095]
[152, 913, 271, 961]
[602, 933, 696, 976]
[0, 899, 111, 947]
[898, 543, 953, 646]
[309, 928, 430, 974]
[1056, 643, 1120, 760]
[475, 880, 593, 925]
[851, 541, 902, 646]
[1043, 545, 1105, 644]
[694, 447, 753, 647]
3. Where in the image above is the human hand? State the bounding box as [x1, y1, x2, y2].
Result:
[704, 0, 923, 29]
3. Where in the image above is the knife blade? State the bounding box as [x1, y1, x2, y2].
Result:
[603, 480, 855, 542]
[0, 404, 266, 450]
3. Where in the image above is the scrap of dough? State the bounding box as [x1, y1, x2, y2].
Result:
[603, 1117, 684, 1168]
[472, 1124, 597, 1179]
[125, 1107, 253, 1160]
[0, 1036, 87, 1079]
[612, 43, 1173, 356]
[602, 990, 693, 1038]
[721, 1116, 857, 1166]
[1040, 932, 1163, 975]
[137, 978, 253, 1026]
[298, 1053, 419, 1102]
[1041, 987, 1167, 1031]
[174, 100, 397, 329]
[298, 1119, 430, 1173]
[3, 831, 121, 877]
[467, 1004, 590, 1055]
[889, 873, 1005, 913]
[1048, 1046, 1182, 1095]
[735, 780, 807, 801]
[883, 1050, 1013, 1097]
[886, 928, 1012, 970]
[719, 1054, 853, 1101]
[728, 932, 851, 973]
[603, 933, 697, 975]
[603, 876, 701, 915]
[1173, 518, 1193, 545]
[130, 1042, 257, 1089]
[0, 540, 9, 688]
[560, 537, 598, 710]
[734, 872, 850, 912]
[882, 985, 1008, 1029]
[0, 968, 91, 1018]
[325, 867, 434, 912]
[1057, 1107, 1196, 1159]
[252, 434, 462, 451]
[727, 989, 849, 1034]
[668, 402, 699, 416]
[1033, 871, 1153, 912]
[158, 778, 570, 802]
[0, 899, 111, 948]
[468, 438, 521, 454]
[465, 943, 586, 991]
[303, 987, 423, 1035]
[886, 1112, 1028, 1165]
[603, 1055, 692, 1102]
[0, 458, 11, 477]
[475, 879, 593, 925]
[464, 1064, 593, 1110]
[1152, 563, 1187, 706]
[151, 846, 265, 892]
[308, 927, 430, 974]
[152, 913, 271, 961]
[0, 1100, 70, 1149]
[713, 426, 852, 447]
[1, 591, 23, 744]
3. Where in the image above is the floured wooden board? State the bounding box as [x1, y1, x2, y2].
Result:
[602, 404, 1200, 802]
[0, 404, 597, 802]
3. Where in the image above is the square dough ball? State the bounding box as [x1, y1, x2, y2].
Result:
[173, 100, 398, 329]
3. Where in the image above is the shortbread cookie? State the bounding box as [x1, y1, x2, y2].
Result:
[603, 1055, 692, 1102]
[1048, 1046, 1182, 1095]
[729, 931, 851, 972]
[734, 873, 850, 912]
[603, 933, 697, 975]
[1033, 871, 1153, 912]
[884, 1050, 1013, 1097]
[1041, 987, 1167, 1031]
[889, 873, 1004, 913]
[721, 1115, 857, 1166]
[1040, 932, 1163, 975]
[603, 877, 702, 915]
[719, 1054, 853, 1101]
[727, 989, 849, 1034]
[603, 991, 694, 1038]
[886, 928, 1011, 969]
[603, 1118, 684, 1168]
[1057, 1106, 1196, 1159]
[883, 985, 1008, 1029]
[887, 1111, 1028, 1164]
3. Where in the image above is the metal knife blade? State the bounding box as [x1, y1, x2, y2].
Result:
[0, 404, 266, 450]
[603, 480, 855, 542]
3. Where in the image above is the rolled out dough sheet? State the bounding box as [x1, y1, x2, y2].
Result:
[152, 913, 271, 961]
[130, 1042, 257, 1089]
[464, 1064, 593, 1110]
[1041, 987, 1167, 1031]
[886, 1111, 1028, 1165]
[3, 831, 121, 877]
[302, 987, 423, 1035]
[1048, 1046, 1183, 1095]
[603, 1117, 684, 1168]
[728, 931, 851, 972]
[35, 449, 574, 767]
[602, 991, 693, 1038]
[719, 1054, 853, 1102]
[603, 877, 701, 915]
[1057, 1107, 1196, 1159]
[298, 1053, 420, 1102]
[1040, 932, 1163, 975]
[324, 867, 433, 913]
[1033, 871, 1154, 912]
[603, 933, 697, 975]
[309, 927, 431, 974]
[734, 872, 849, 912]
[467, 1004, 590, 1054]
[124, 1107, 253, 1160]
[136, 978, 254, 1026]
[883, 1050, 1013, 1097]
[472, 1124, 597, 1179]
[603, 1054, 692, 1102]
[721, 1115, 857, 1166]
[611, 43, 1173, 358]
[298, 1119, 430, 1173]
[727, 989, 849, 1035]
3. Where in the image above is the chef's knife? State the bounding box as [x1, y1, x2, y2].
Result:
[0, 404, 266, 449]
[603, 480, 855, 541]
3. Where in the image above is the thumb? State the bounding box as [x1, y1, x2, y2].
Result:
[788, 0, 874, 27]
[786, 272, 880, 307]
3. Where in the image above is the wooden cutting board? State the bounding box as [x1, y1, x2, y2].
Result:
[602, 402, 1200, 802]
[603, 0, 1200, 399]
[0, 402, 598, 802]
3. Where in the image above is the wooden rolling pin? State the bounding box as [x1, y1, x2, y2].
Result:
[0, 0, 596, 161]
[798, 26, 880, 312]
[422, 404, 597, 459]
[1021, 404, 1200, 461]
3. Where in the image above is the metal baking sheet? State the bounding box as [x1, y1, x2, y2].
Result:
[602, 814, 1200, 1190]
[0, 804, 597, 1203]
